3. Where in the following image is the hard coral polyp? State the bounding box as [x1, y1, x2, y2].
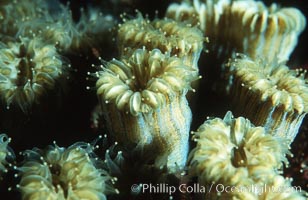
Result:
[166, 0, 306, 63]
[117, 16, 204, 69]
[227, 54, 308, 143]
[0, 37, 67, 112]
[96, 48, 196, 172]
[19, 142, 114, 200]
[188, 111, 302, 199]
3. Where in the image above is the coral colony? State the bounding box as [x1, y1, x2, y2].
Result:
[0, 0, 307, 200]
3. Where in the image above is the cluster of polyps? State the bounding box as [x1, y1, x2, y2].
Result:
[96, 16, 204, 172]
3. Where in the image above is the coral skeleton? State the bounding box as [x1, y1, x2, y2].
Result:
[226, 54, 308, 143]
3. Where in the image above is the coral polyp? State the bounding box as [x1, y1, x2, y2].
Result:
[188, 111, 302, 199]
[0, 0, 49, 36]
[226, 54, 308, 143]
[166, 0, 306, 62]
[0, 37, 67, 111]
[218, 0, 306, 62]
[75, 7, 115, 50]
[189, 111, 289, 184]
[18, 141, 115, 200]
[117, 16, 204, 68]
[97, 48, 197, 115]
[165, 1, 199, 26]
[96, 48, 197, 172]
[17, 10, 78, 52]
[17, 5, 115, 53]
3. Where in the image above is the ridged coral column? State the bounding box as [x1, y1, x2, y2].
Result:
[226, 54, 308, 144]
[96, 48, 197, 172]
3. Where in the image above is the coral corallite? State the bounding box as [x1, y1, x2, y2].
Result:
[189, 111, 289, 184]
[166, 0, 306, 63]
[0, 37, 67, 111]
[227, 54, 308, 143]
[96, 48, 197, 172]
[18, 141, 114, 200]
[219, 0, 306, 62]
[188, 111, 295, 199]
[117, 16, 204, 69]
